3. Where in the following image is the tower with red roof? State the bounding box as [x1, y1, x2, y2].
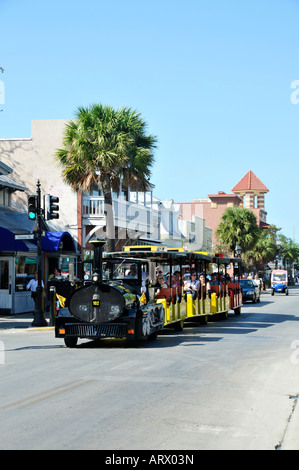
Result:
[232, 170, 269, 227]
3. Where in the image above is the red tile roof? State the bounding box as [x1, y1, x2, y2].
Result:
[232, 170, 269, 192]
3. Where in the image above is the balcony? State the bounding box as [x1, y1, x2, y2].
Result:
[82, 195, 160, 236]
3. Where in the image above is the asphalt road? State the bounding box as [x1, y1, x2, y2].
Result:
[1, 287, 299, 451]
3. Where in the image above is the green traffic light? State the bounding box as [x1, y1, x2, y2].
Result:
[28, 212, 37, 220]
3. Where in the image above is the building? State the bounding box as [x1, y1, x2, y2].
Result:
[178, 192, 242, 249]
[231, 170, 269, 229]
[0, 120, 212, 262]
[0, 160, 78, 314]
[177, 170, 269, 250]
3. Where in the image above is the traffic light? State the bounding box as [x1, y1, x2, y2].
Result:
[27, 194, 37, 220]
[44, 194, 59, 220]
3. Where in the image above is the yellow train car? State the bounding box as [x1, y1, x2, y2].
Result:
[55, 241, 243, 346]
[107, 246, 243, 330]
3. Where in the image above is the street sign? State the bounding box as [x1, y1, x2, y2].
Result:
[15, 234, 35, 240]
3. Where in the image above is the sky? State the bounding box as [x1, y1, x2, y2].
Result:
[1, 0, 299, 241]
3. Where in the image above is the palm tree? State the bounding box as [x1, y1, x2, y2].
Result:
[244, 227, 277, 271]
[277, 234, 299, 270]
[216, 207, 259, 255]
[55, 104, 157, 252]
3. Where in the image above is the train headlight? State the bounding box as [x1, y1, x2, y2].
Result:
[110, 305, 121, 314]
[108, 304, 121, 320]
[78, 304, 88, 313]
[92, 274, 99, 282]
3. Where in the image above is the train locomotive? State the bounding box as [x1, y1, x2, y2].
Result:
[55, 239, 165, 347]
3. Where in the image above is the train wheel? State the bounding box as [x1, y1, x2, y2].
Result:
[198, 315, 208, 325]
[173, 320, 184, 331]
[64, 337, 78, 348]
[219, 311, 228, 320]
[148, 331, 158, 341]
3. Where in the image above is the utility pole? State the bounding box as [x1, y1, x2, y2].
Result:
[31, 180, 48, 327]
[27, 181, 60, 326]
[293, 226, 295, 279]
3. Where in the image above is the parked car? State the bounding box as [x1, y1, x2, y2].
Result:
[240, 279, 261, 303]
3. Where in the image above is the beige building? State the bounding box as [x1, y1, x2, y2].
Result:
[0, 120, 77, 238]
[0, 120, 213, 258]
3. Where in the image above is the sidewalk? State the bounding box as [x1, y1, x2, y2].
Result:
[0, 312, 53, 330]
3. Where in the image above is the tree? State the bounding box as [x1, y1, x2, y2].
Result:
[277, 234, 299, 270]
[216, 207, 259, 255]
[244, 226, 278, 271]
[55, 104, 157, 252]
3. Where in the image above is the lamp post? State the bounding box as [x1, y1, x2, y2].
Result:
[234, 242, 241, 258]
[31, 180, 48, 327]
[234, 242, 242, 280]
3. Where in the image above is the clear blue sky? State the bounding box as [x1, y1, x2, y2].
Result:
[1, 0, 299, 241]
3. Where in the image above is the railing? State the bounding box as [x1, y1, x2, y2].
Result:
[82, 195, 160, 234]
[82, 196, 105, 216]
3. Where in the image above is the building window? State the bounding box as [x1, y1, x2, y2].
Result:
[0, 188, 11, 207]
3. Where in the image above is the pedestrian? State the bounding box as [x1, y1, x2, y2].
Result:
[26, 271, 44, 312]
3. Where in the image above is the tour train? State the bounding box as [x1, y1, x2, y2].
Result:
[55, 239, 243, 347]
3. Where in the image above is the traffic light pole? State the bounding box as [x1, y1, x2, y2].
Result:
[31, 180, 48, 327]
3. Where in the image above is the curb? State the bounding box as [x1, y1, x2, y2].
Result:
[26, 327, 54, 331]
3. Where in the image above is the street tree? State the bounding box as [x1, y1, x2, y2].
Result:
[277, 234, 299, 270]
[216, 206, 260, 255]
[56, 104, 157, 252]
[244, 226, 278, 272]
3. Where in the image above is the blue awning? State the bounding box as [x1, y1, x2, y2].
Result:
[0, 226, 31, 252]
[0, 227, 77, 253]
[40, 231, 77, 253]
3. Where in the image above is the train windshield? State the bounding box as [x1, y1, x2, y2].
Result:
[103, 261, 139, 280]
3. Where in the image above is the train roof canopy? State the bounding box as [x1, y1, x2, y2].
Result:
[104, 246, 241, 265]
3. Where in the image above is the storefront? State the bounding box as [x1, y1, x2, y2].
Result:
[0, 227, 78, 314]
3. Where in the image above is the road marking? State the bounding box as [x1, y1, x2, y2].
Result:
[0, 379, 94, 410]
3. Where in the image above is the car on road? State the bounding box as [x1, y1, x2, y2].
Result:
[240, 279, 261, 303]
[271, 269, 288, 295]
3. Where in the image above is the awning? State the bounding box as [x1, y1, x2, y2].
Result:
[0, 226, 32, 252]
[0, 227, 77, 254]
[39, 231, 77, 253]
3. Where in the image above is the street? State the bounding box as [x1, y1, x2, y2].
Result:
[1, 288, 299, 450]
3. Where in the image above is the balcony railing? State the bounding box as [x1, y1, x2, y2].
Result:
[82, 195, 160, 235]
[82, 196, 105, 216]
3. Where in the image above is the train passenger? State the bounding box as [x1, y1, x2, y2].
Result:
[183, 271, 200, 298]
[154, 274, 169, 295]
[199, 273, 211, 291]
[210, 273, 221, 285]
[126, 264, 138, 278]
[172, 270, 181, 287]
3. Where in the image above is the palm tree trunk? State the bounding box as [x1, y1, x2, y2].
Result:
[101, 176, 116, 252]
